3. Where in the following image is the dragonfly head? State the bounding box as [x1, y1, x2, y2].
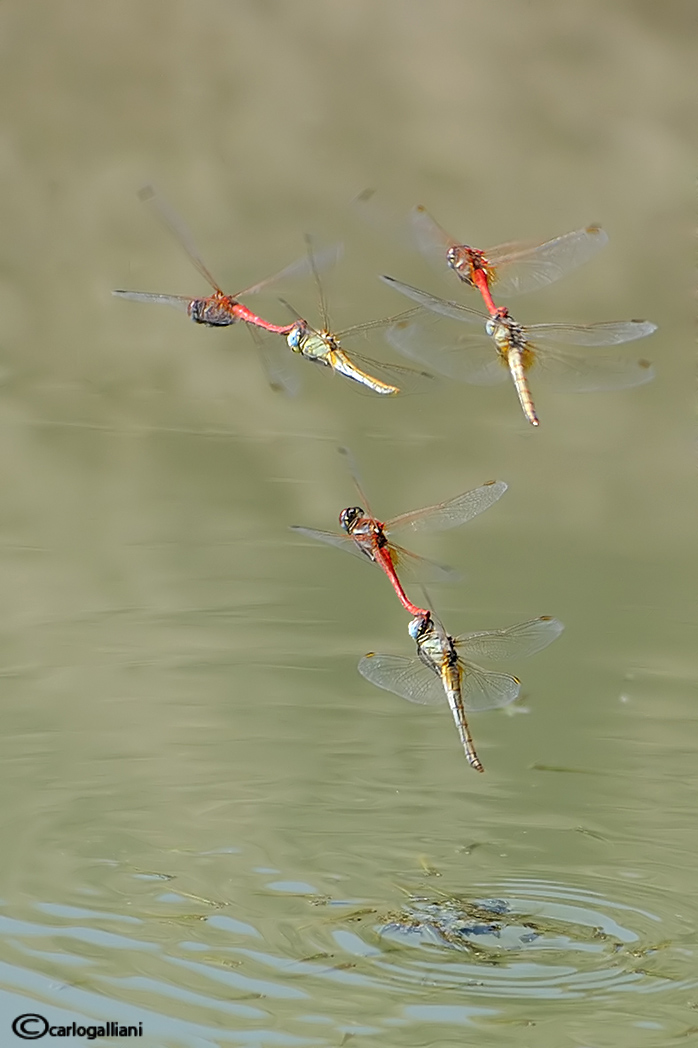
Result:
[339, 506, 364, 534]
[485, 312, 512, 347]
[286, 321, 307, 352]
[446, 245, 474, 283]
[408, 612, 431, 642]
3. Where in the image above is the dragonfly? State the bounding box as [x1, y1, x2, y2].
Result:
[381, 275, 657, 427]
[291, 461, 507, 617]
[411, 205, 609, 316]
[113, 185, 340, 335]
[359, 612, 564, 772]
[277, 237, 435, 395]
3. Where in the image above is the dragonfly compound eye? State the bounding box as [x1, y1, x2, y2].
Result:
[339, 507, 363, 533]
[287, 324, 304, 352]
[408, 613, 431, 641]
[190, 301, 206, 324]
[485, 319, 496, 338]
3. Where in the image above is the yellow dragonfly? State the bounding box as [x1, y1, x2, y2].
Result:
[279, 240, 434, 395]
[380, 275, 656, 426]
[359, 612, 564, 772]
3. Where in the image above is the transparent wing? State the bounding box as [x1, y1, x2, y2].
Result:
[386, 317, 508, 385]
[358, 653, 446, 706]
[334, 348, 437, 396]
[409, 211, 608, 297]
[380, 275, 486, 324]
[259, 343, 302, 397]
[112, 290, 192, 313]
[524, 318, 657, 391]
[327, 306, 436, 394]
[528, 344, 655, 392]
[455, 616, 564, 663]
[290, 526, 455, 582]
[337, 445, 373, 518]
[485, 225, 609, 297]
[527, 319, 656, 347]
[139, 185, 343, 304]
[248, 325, 302, 397]
[410, 205, 460, 268]
[338, 306, 422, 340]
[289, 526, 369, 564]
[386, 481, 508, 534]
[351, 189, 415, 252]
[138, 185, 221, 290]
[306, 234, 331, 331]
[389, 543, 458, 584]
[238, 242, 343, 299]
[460, 666, 521, 712]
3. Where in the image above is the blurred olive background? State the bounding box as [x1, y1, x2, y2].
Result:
[0, 2, 694, 1046]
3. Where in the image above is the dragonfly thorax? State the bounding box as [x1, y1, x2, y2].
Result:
[317, 329, 341, 352]
[288, 324, 341, 362]
[418, 631, 459, 676]
[190, 294, 237, 327]
[411, 615, 458, 667]
[486, 313, 527, 356]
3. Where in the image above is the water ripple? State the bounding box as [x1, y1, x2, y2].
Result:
[1, 864, 695, 1045]
[324, 877, 697, 1002]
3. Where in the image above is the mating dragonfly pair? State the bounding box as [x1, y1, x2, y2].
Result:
[114, 190, 656, 426]
[292, 451, 563, 773]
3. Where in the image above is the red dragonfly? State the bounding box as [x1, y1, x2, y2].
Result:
[292, 453, 507, 617]
[411, 205, 609, 316]
[113, 186, 340, 335]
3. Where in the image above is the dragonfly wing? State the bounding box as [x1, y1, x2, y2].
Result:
[138, 185, 221, 290]
[351, 189, 408, 246]
[528, 319, 657, 347]
[390, 543, 459, 584]
[410, 205, 458, 269]
[248, 326, 302, 396]
[237, 242, 344, 298]
[380, 275, 484, 323]
[289, 526, 370, 564]
[461, 666, 521, 712]
[112, 290, 192, 314]
[336, 348, 437, 396]
[358, 653, 446, 705]
[386, 317, 508, 385]
[530, 344, 655, 392]
[455, 616, 564, 663]
[487, 225, 609, 297]
[387, 480, 508, 534]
